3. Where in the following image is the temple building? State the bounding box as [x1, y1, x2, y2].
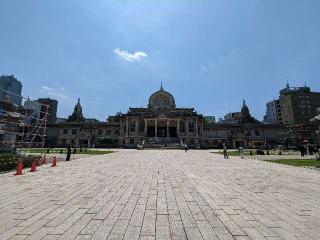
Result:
[119, 84, 204, 148]
[46, 85, 292, 149]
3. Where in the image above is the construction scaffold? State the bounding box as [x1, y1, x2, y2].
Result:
[0, 88, 49, 152]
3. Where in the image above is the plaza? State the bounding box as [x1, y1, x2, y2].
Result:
[1, 150, 320, 240]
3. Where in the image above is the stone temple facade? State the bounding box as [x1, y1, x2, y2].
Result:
[120, 84, 204, 148]
[46, 85, 292, 149]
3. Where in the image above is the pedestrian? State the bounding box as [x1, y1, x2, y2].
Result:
[66, 145, 71, 161]
[223, 143, 228, 159]
[300, 145, 305, 157]
[316, 147, 320, 160]
[184, 144, 188, 153]
[239, 146, 244, 159]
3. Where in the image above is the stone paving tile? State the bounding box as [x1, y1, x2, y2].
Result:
[1, 149, 320, 240]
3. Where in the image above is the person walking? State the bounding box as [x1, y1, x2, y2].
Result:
[184, 144, 189, 153]
[66, 145, 72, 161]
[223, 143, 228, 159]
[239, 146, 244, 159]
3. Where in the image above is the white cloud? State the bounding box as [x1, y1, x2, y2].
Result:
[201, 61, 217, 72]
[41, 86, 54, 91]
[114, 48, 148, 62]
[41, 86, 68, 99]
[201, 50, 239, 73]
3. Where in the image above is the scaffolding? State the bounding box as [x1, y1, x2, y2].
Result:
[0, 89, 49, 152]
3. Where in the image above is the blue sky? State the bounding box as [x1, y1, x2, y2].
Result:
[1, 0, 319, 121]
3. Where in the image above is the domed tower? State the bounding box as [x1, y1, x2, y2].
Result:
[240, 99, 257, 124]
[241, 99, 250, 116]
[148, 83, 176, 109]
[67, 98, 85, 122]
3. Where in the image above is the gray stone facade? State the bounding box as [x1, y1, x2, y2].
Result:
[46, 86, 292, 149]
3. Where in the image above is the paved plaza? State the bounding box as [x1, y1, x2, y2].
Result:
[1, 150, 320, 240]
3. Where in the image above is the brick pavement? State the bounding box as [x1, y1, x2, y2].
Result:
[0, 149, 320, 240]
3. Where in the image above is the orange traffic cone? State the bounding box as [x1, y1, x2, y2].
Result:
[15, 160, 23, 175]
[30, 160, 37, 172]
[51, 156, 57, 167]
[42, 155, 46, 165]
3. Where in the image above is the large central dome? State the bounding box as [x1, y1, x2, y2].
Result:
[148, 84, 176, 109]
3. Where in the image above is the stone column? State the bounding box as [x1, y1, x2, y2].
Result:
[201, 122, 204, 136]
[135, 119, 138, 136]
[195, 119, 198, 137]
[155, 119, 158, 137]
[177, 120, 180, 137]
[144, 119, 148, 137]
[126, 118, 129, 137]
[167, 119, 170, 138]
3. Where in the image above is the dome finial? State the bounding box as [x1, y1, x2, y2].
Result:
[160, 81, 163, 90]
[78, 97, 80, 104]
[243, 98, 246, 106]
[286, 77, 289, 89]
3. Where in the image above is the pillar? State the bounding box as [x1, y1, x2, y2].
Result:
[135, 119, 138, 135]
[144, 119, 148, 137]
[201, 122, 204, 136]
[186, 120, 189, 133]
[195, 119, 198, 137]
[155, 119, 158, 137]
[177, 120, 180, 137]
[167, 120, 170, 138]
[126, 118, 129, 137]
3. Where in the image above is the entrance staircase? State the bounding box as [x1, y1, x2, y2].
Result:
[140, 138, 183, 149]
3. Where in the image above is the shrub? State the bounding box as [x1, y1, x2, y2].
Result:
[0, 154, 40, 173]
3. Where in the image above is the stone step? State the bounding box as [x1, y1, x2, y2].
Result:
[143, 143, 182, 149]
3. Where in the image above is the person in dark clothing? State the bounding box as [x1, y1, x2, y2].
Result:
[223, 143, 228, 159]
[300, 145, 305, 157]
[184, 144, 189, 153]
[66, 146, 72, 161]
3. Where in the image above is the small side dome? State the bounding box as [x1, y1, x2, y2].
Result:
[148, 84, 176, 109]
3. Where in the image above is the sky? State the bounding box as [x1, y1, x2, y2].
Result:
[1, 0, 320, 121]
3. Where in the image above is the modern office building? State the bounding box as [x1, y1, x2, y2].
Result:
[37, 98, 58, 123]
[23, 99, 42, 125]
[279, 84, 320, 125]
[263, 99, 281, 124]
[0, 75, 22, 105]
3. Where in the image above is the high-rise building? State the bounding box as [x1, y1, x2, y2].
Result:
[0, 75, 22, 105]
[24, 99, 42, 125]
[263, 100, 281, 124]
[279, 84, 320, 125]
[37, 98, 58, 123]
